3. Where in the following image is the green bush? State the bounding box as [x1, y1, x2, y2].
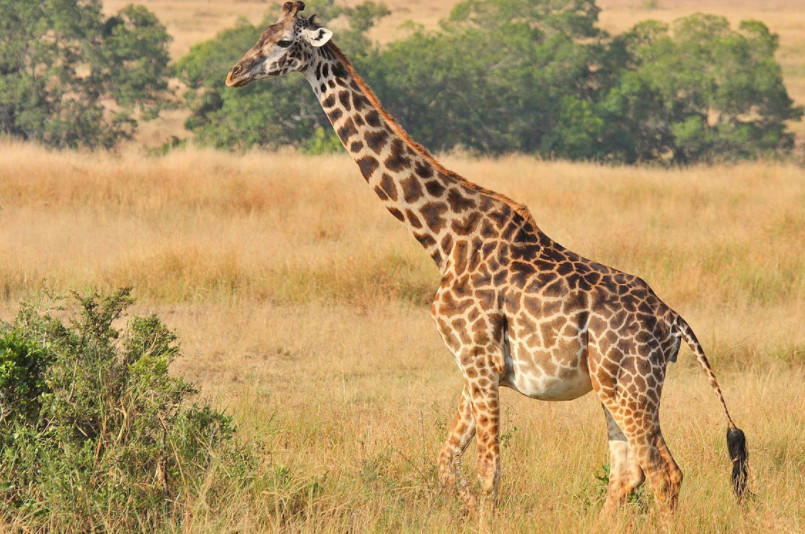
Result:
[602, 15, 804, 163]
[0, 288, 254, 532]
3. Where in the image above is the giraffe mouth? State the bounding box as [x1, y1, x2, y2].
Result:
[225, 69, 252, 88]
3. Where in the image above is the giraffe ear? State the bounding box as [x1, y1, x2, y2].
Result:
[302, 26, 332, 48]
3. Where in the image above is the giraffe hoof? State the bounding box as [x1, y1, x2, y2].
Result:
[461, 493, 477, 512]
[459, 496, 478, 518]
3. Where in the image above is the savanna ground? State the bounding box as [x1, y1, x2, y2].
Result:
[1, 145, 803, 532]
[1, 0, 805, 531]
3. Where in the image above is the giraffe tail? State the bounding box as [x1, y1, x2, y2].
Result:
[673, 314, 749, 500]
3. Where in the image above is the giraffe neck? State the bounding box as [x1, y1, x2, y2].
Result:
[302, 43, 527, 271]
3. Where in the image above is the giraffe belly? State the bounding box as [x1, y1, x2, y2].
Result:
[501, 340, 593, 401]
[504, 365, 593, 401]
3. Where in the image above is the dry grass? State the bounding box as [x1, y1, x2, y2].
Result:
[164, 302, 805, 533]
[1, 143, 804, 529]
[2, 143, 802, 360]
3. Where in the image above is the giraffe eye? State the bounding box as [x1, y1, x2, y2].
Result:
[277, 40, 293, 48]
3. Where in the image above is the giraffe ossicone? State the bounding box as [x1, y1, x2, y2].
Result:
[226, 2, 749, 529]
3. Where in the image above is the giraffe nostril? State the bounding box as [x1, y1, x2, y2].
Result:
[231, 64, 242, 75]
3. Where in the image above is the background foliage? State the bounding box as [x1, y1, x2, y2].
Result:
[0, 0, 802, 159]
[600, 15, 804, 163]
[0, 0, 172, 149]
[175, 0, 389, 151]
[176, 0, 802, 162]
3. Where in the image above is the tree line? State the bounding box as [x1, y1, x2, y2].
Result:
[2, 0, 802, 163]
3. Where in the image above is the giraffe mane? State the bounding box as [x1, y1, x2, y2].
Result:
[326, 42, 539, 231]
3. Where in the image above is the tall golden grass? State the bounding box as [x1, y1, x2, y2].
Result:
[1, 143, 803, 531]
[1, 143, 802, 361]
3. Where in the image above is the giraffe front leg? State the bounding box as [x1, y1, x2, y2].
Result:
[438, 383, 477, 513]
[469, 375, 501, 534]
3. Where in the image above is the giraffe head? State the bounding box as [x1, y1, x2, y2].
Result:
[225, 1, 332, 88]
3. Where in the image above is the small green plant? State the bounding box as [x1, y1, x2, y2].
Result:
[575, 463, 651, 512]
[0, 330, 53, 425]
[0, 288, 255, 532]
[594, 464, 649, 508]
[148, 135, 188, 157]
[500, 425, 518, 448]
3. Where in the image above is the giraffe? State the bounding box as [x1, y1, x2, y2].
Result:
[226, 2, 749, 529]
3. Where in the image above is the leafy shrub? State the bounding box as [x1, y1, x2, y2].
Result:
[0, 288, 255, 532]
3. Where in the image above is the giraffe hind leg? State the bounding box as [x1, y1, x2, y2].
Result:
[656, 432, 683, 509]
[599, 395, 682, 514]
[601, 405, 645, 514]
[438, 383, 477, 512]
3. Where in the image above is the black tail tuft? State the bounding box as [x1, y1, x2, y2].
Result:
[727, 427, 749, 499]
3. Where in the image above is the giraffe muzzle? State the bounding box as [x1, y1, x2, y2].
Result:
[226, 64, 249, 88]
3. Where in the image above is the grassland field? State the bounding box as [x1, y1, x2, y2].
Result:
[1, 0, 804, 531]
[1, 143, 803, 532]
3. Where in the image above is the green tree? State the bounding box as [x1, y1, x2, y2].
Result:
[175, 0, 801, 163]
[176, 0, 389, 152]
[367, 0, 606, 155]
[602, 14, 803, 163]
[0, 0, 171, 149]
